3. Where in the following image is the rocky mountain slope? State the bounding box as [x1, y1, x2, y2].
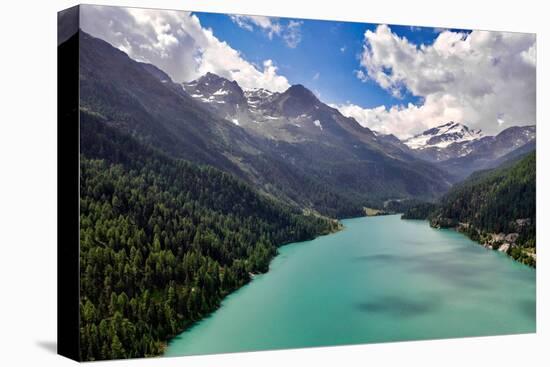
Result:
[404, 121, 484, 150]
[75, 37, 450, 212]
[402, 121, 535, 180]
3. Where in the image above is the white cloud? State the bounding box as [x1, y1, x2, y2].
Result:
[521, 43, 536, 66]
[313, 72, 320, 81]
[230, 15, 282, 39]
[333, 93, 464, 138]
[230, 15, 302, 48]
[80, 5, 291, 92]
[340, 46, 346, 53]
[341, 24, 536, 137]
[283, 20, 303, 48]
[354, 69, 368, 82]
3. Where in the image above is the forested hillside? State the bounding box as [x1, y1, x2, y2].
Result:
[403, 152, 536, 266]
[78, 31, 452, 217]
[433, 152, 535, 234]
[78, 114, 338, 360]
[400, 202, 438, 220]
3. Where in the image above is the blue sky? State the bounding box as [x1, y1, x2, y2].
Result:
[195, 12, 464, 108]
[81, 5, 535, 137]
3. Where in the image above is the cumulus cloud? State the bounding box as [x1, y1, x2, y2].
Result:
[338, 25, 536, 137]
[230, 15, 302, 48]
[333, 94, 464, 138]
[80, 5, 291, 91]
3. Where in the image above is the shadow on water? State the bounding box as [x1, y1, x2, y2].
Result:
[400, 239, 441, 246]
[517, 299, 536, 321]
[353, 251, 492, 290]
[355, 295, 441, 318]
[448, 243, 485, 253]
[353, 254, 401, 263]
[411, 257, 492, 290]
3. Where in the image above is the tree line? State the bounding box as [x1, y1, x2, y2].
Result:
[401, 152, 536, 266]
[78, 117, 338, 360]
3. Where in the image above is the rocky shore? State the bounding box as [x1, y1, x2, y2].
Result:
[430, 217, 536, 267]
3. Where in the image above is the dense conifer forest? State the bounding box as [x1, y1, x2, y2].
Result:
[433, 152, 535, 235]
[400, 202, 438, 220]
[78, 114, 338, 360]
[402, 152, 536, 266]
[64, 26, 537, 361]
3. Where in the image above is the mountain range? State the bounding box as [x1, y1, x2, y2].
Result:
[79, 30, 455, 217]
[182, 71, 535, 183]
[78, 30, 535, 213]
[71, 30, 343, 361]
[68, 29, 536, 361]
[400, 150, 536, 266]
[404, 121, 484, 150]
[403, 121, 535, 179]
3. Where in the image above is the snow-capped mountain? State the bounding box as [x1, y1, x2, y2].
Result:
[181, 72, 534, 183]
[183, 73, 288, 127]
[438, 125, 536, 178]
[182, 73, 437, 165]
[182, 72, 248, 121]
[404, 121, 484, 150]
[244, 88, 279, 110]
[401, 121, 535, 179]
[182, 74, 374, 143]
[183, 73, 283, 116]
[174, 71, 452, 201]
[183, 73, 328, 132]
[183, 72, 246, 104]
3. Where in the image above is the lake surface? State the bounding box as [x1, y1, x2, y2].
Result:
[165, 215, 536, 357]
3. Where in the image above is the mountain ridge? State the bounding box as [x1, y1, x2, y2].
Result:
[404, 121, 484, 150]
[395, 121, 536, 179]
[81, 41, 450, 213]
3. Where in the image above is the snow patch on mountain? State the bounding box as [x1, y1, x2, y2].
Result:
[244, 88, 275, 99]
[404, 121, 484, 150]
[213, 88, 229, 96]
[313, 120, 323, 130]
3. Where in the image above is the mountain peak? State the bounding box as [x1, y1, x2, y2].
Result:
[268, 84, 320, 118]
[183, 72, 246, 112]
[284, 84, 317, 100]
[405, 121, 484, 150]
[198, 72, 226, 84]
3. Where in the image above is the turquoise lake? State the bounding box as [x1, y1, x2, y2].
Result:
[165, 215, 536, 356]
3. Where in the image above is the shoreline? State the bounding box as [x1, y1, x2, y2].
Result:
[162, 216, 347, 356]
[451, 224, 536, 268]
[406, 216, 536, 268]
[163, 214, 535, 357]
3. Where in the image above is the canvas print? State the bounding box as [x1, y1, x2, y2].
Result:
[57, 4, 536, 361]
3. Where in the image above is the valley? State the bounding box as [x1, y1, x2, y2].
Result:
[68, 22, 536, 361]
[165, 215, 535, 356]
[403, 121, 535, 180]
[403, 152, 536, 266]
